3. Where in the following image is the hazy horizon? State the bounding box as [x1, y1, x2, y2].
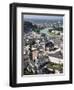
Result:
[23, 14, 64, 21]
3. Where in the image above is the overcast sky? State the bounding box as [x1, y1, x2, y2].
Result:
[23, 14, 64, 20]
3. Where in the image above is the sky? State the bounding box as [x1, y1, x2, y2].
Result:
[23, 14, 64, 20]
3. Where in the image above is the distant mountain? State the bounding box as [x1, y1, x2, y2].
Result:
[24, 19, 63, 24]
[24, 21, 33, 33]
